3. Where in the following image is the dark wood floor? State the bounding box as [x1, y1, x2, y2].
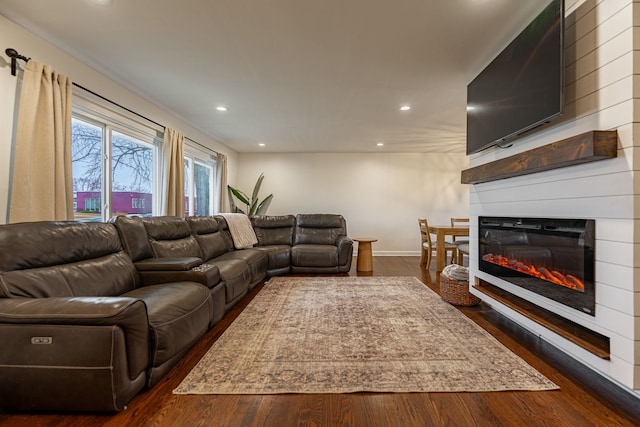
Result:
[1, 256, 639, 426]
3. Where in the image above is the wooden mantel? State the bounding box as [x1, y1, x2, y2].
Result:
[461, 130, 618, 184]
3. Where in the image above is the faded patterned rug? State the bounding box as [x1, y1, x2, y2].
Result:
[173, 276, 558, 394]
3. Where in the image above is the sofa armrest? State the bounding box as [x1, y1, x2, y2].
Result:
[135, 259, 221, 289]
[0, 296, 150, 380]
[336, 235, 354, 265]
[134, 257, 221, 288]
[134, 257, 203, 271]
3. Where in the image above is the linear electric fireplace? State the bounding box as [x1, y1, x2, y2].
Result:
[479, 217, 595, 316]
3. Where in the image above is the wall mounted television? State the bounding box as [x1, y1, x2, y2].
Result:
[466, 0, 564, 155]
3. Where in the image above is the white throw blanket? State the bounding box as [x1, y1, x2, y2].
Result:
[220, 213, 258, 249]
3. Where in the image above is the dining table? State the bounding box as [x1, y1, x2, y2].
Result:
[427, 224, 470, 273]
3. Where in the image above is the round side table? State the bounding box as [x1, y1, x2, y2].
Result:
[354, 238, 377, 272]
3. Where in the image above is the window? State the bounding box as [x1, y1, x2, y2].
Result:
[71, 118, 103, 221]
[131, 198, 146, 209]
[85, 198, 101, 212]
[72, 89, 216, 221]
[111, 130, 153, 217]
[184, 148, 216, 217]
[71, 94, 161, 221]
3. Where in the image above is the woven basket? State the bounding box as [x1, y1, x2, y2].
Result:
[440, 270, 480, 307]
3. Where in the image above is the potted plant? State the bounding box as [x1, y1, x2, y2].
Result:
[227, 173, 273, 215]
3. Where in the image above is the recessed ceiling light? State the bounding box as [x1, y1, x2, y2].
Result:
[216, 106, 228, 112]
[400, 105, 411, 111]
[89, 0, 113, 4]
[258, 143, 266, 147]
[376, 142, 384, 146]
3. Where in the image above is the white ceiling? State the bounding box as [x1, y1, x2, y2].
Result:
[0, 0, 549, 153]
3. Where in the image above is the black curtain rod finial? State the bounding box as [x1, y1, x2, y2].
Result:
[5, 47, 30, 76]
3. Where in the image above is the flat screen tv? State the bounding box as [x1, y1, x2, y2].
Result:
[466, 0, 564, 155]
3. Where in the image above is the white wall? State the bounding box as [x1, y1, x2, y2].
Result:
[237, 152, 469, 254]
[468, 0, 639, 395]
[0, 15, 238, 224]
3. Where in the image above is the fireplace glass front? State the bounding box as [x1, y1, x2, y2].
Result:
[479, 217, 595, 315]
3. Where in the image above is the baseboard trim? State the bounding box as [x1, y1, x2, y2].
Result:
[352, 250, 420, 257]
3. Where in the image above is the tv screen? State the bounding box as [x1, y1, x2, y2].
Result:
[466, 0, 564, 155]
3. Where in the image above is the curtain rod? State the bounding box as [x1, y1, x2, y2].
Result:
[5, 47, 220, 156]
[5, 48, 29, 76]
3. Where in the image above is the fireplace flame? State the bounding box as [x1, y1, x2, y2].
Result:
[482, 253, 585, 292]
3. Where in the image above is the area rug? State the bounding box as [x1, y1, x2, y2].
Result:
[173, 276, 558, 394]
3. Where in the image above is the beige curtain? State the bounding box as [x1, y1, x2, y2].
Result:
[161, 127, 185, 216]
[9, 61, 73, 223]
[214, 153, 229, 213]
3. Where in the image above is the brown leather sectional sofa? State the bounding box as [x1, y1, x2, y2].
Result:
[0, 214, 352, 412]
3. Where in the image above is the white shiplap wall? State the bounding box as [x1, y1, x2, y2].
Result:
[468, 0, 640, 395]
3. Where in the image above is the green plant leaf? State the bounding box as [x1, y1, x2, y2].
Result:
[226, 174, 272, 216]
[249, 199, 259, 216]
[256, 194, 273, 215]
[228, 185, 250, 205]
[251, 173, 264, 203]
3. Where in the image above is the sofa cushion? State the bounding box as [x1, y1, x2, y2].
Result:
[251, 215, 295, 246]
[214, 216, 236, 251]
[142, 216, 202, 259]
[185, 215, 219, 235]
[215, 249, 267, 285]
[204, 258, 251, 304]
[291, 244, 338, 268]
[112, 215, 154, 262]
[253, 245, 291, 273]
[294, 214, 347, 245]
[122, 282, 212, 385]
[186, 216, 230, 260]
[0, 222, 138, 298]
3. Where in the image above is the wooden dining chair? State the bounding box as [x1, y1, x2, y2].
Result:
[450, 217, 469, 265]
[450, 217, 469, 231]
[418, 218, 458, 269]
